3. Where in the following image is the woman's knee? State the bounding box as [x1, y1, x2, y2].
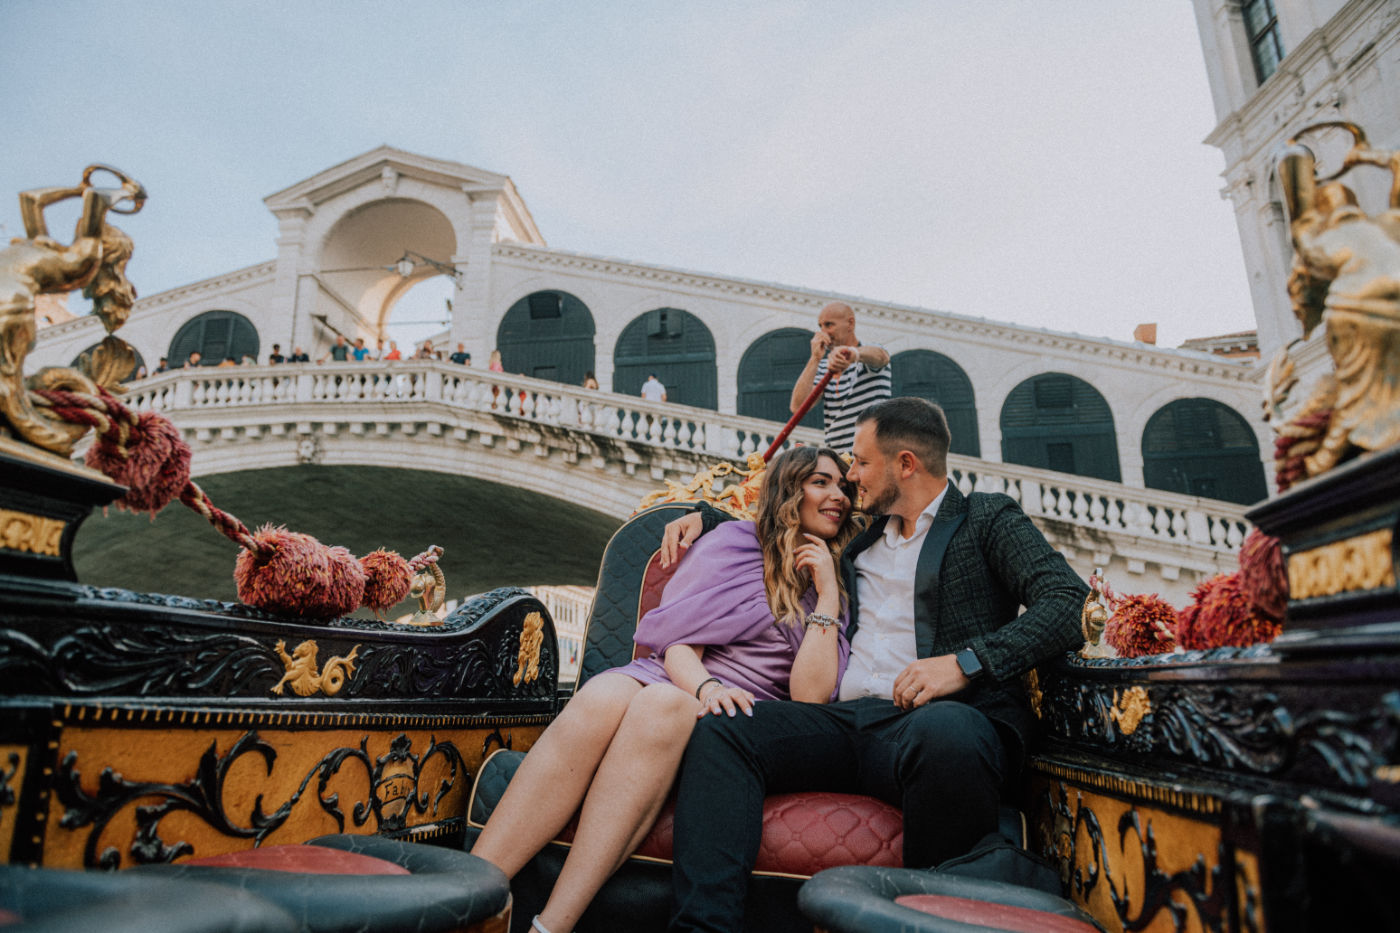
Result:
[555, 675, 641, 730]
[628, 683, 700, 722]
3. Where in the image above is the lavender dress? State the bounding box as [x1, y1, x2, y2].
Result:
[606, 522, 850, 702]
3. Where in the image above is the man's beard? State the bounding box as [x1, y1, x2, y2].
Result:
[861, 467, 900, 516]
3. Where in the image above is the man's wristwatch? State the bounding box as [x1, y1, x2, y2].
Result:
[954, 648, 984, 680]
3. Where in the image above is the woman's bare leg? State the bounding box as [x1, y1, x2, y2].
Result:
[536, 683, 700, 933]
[472, 673, 642, 878]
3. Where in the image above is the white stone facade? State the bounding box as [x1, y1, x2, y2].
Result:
[1192, 0, 1400, 358]
[32, 146, 1271, 497]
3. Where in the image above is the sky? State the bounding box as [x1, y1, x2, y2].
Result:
[1, 1, 1256, 350]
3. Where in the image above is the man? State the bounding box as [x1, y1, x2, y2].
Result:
[791, 301, 891, 452]
[351, 337, 371, 361]
[267, 344, 285, 364]
[322, 335, 350, 363]
[289, 347, 310, 363]
[154, 357, 169, 374]
[183, 350, 202, 368]
[660, 397, 1086, 932]
[641, 373, 667, 402]
[449, 343, 472, 366]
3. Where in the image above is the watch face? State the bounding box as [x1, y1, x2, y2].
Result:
[957, 649, 982, 677]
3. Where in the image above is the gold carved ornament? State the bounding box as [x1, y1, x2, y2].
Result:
[403, 560, 447, 626]
[1287, 527, 1396, 599]
[1, 165, 145, 458]
[1109, 686, 1152, 735]
[270, 640, 361, 697]
[637, 453, 769, 519]
[0, 508, 66, 556]
[1268, 122, 1400, 480]
[513, 611, 545, 686]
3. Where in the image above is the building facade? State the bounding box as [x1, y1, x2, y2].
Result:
[34, 146, 1271, 506]
[1191, 0, 1400, 358]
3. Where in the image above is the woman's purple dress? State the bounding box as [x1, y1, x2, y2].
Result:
[605, 522, 850, 702]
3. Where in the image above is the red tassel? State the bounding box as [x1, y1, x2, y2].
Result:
[84, 410, 191, 516]
[1239, 528, 1288, 623]
[234, 525, 365, 619]
[1103, 593, 1178, 657]
[359, 549, 412, 612]
[1177, 572, 1281, 650]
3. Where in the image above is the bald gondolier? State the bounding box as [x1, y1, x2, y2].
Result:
[791, 301, 891, 452]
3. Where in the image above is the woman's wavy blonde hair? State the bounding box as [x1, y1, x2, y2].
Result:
[754, 446, 864, 626]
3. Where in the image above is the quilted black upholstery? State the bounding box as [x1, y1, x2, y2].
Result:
[577, 504, 696, 684]
[797, 866, 1103, 933]
[130, 835, 509, 932]
[0, 868, 297, 933]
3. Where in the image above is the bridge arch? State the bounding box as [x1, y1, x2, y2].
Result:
[737, 328, 822, 428]
[497, 290, 596, 384]
[168, 310, 260, 366]
[612, 308, 717, 409]
[1142, 398, 1266, 505]
[890, 349, 979, 457]
[1000, 372, 1120, 482]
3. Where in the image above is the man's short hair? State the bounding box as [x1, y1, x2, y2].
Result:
[856, 397, 951, 476]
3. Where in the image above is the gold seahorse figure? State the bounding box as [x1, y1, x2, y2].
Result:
[271, 639, 360, 697]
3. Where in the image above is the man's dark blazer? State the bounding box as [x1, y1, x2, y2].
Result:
[839, 483, 1087, 759]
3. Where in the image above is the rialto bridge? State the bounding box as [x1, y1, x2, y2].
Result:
[70, 361, 1252, 612]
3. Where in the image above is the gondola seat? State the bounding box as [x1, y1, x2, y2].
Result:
[463, 504, 1033, 933]
[0, 867, 297, 933]
[130, 833, 510, 933]
[797, 865, 1103, 933]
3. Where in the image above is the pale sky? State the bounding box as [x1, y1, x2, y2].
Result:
[1, 1, 1256, 350]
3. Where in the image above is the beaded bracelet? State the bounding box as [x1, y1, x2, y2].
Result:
[805, 612, 839, 630]
[694, 676, 721, 700]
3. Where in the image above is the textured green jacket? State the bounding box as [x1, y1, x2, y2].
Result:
[840, 484, 1088, 757]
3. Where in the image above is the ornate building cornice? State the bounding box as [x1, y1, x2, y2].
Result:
[492, 244, 1257, 384]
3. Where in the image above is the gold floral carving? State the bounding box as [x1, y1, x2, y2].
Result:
[637, 453, 769, 519]
[270, 640, 360, 697]
[1110, 687, 1151, 735]
[1024, 668, 1044, 721]
[514, 612, 545, 686]
[0, 508, 65, 556]
[1374, 765, 1400, 783]
[1287, 528, 1395, 600]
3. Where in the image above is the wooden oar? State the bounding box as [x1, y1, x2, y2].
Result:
[763, 369, 834, 461]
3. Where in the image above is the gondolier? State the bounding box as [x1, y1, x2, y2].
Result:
[790, 301, 891, 452]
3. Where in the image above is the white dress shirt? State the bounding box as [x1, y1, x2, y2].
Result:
[838, 485, 949, 701]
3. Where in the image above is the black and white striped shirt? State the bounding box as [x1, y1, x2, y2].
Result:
[815, 349, 892, 452]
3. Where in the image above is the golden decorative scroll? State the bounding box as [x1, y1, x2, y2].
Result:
[1110, 686, 1151, 736]
[1287, 528, 1395, 599]
[0, 745, 27, 863]
[1024, 668, 1044, 720]
[270, 640, 361, 697]
[0, 508, 65, 556]
[637, 453, 769, 518]
[513, 612, 545, 686]
[1269, 122, 1400, 478]
[1, 166, 145, 456]
[1375, 765, 1400, 783]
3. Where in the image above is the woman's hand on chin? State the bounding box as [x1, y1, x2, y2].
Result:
[795, 533, 839, 598]
[697, 683, 755, 718]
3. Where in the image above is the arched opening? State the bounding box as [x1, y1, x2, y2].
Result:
[612, 308, 717, 409]
[1000, 373, 1120, 481]
[496, 290, 596, 385]
[890, 349, 980, 457]
[383, 274, 455, 359]
[737, 328, 822, 428]
[1143, 398, 1265, 504]
[168, 311, 260, 367]
[71, 342, 146, 381]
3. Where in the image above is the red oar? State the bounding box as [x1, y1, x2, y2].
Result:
[763, 370, 834, 461]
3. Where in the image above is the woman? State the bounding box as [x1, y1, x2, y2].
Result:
[488, 349, 504, 372]
[472, 447, 860, 933]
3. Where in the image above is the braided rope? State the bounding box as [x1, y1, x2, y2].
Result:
[408, 545, 443, 572]
[30, 386, 271, 559]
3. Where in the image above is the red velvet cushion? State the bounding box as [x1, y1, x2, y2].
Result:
[183, 844, 410, 875]
[634, 552, 681, 660]
[557, 791, 903, 876]
[894, 895, 1099, 933]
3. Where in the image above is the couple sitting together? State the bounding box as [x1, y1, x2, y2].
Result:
[473, 397, 1088, 933]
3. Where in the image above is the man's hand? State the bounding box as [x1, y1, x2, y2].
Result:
[826, 345, 859, 375]
[659, 512, 703, 568]
[891, 655, 969, 709]
[810, 332, 831, 360]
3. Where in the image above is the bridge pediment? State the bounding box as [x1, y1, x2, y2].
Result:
[265, 146, 509, 211]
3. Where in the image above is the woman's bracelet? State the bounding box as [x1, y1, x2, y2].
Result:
[805, 612, 839, 630]
[694, 677, 722, 700]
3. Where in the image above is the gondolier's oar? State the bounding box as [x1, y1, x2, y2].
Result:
[762, 369, 834, 461]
